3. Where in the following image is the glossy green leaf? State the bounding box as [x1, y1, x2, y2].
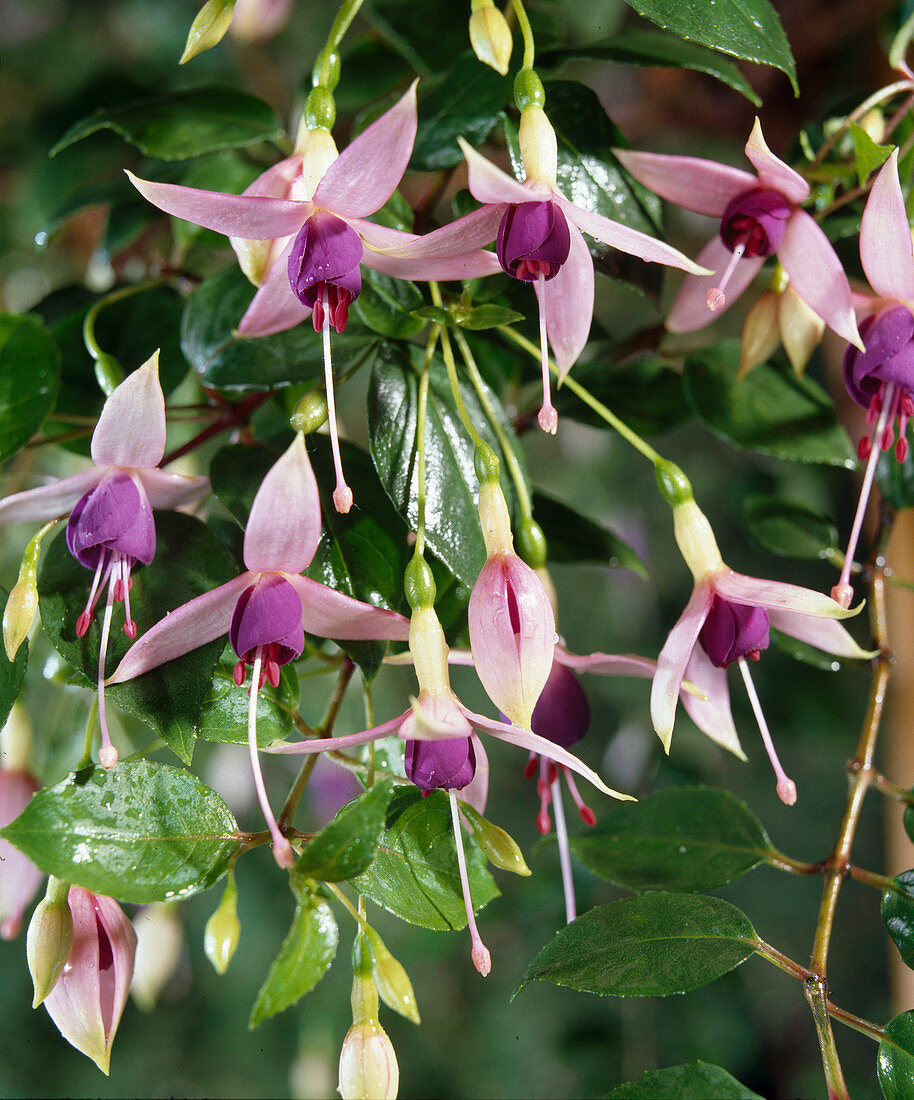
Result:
[517, 893, 757, 997]
[622, 0, 797, 93]
[569, 787, 772, 892]
[848, 122, 894, 187]
[197, 649, 297, 747]
[0, 313, 61, 463]
[294, 777, 394, 882]
[883, 871, 914, 969]
[51, 88, 284, 160]
[877, 424, 914, 511]
[743, 494, 840, 561]
[368, 341, 528, 588]
[0, 761, 240, 903]
[683, 342, 856, 467]
[606, 1061, 764, 1099]
[355, 270, 426, 339]
[38, 512, 239, 764]
[533, 491, 647, 576]
[249, 890, 338, 1028]
[878, 1011, 914, 1100]
[181, 266, 378, 394]
[0, 585, 28, 728]
[352, 787, 499, 931]
[411, 51, 511, 170]
[904, 798, 914, 846]
[412, 304, 526, 330]
[549, 28, 761, 105]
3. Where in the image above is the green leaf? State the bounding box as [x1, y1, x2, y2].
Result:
[904, 798, 914, 846]
[198, 649, 297, 747]
[622, 0, 797, 94]
[883, 871, 914, 969]
[352, 787, 499, 931]
[532, 491, 647, 576]
[878, 1011, 914, 1100]
[0, 762, 240, 903]
[569, 787, 772, 892]
[355, 270, 426, 339]
[0, 585, 28, 728]
[517, 893, 757, 997]
[684, 342, 857, 467]
[181, 266, 378, 394]
[412, 304, 527, 331]
[0, 313, 61, 463]
[411, 51, 511, 170]
[38, 512, 239, 764]
[249, 890, 338, 1028]
[368, 341, 528, 588]
[877, 423, 914, 511]
[548, 28, 761, 105]
[606, 1061, 764, 1099]
[743, 494, 840, 561]
[848, 122, 894, 187]
[294, 777, 394, 883]
[51, 88, 285, 160]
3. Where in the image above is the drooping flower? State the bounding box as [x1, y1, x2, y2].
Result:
[0, 765, 42, 939]
[127, 86, 500, 511]
[0, 352, 209, 768]
[615, 119, 863, 349]
[831, 150, 914, 607]
[42, 887, 136, 1075]
[108, 434, 409, 867]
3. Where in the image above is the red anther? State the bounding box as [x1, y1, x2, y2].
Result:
[901, 393, 914, 416]
[579, 805, 596, 827]
[124, 620, 137, 639]
[312, 297, 325, 333]
[881, 425, 895, 452]
[537, 810, 551, 835]
[858, 435, 872, 461]
[523, 754, 538, 780]
[748, 648, 761, 662]
[421, 789, 431, 799]
[233, 660, 247, 686]
[330, 287, 351, 332]
[266, 659, 280, 688]
[112, 579, 125, 602]
[547, 761, 558, 785]
[897, 437, 909, 463]
[76, 611, 92, 637]
[127, 576, 133, 591]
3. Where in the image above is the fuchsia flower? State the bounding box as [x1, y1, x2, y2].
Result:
[0, 353, 209, 768]
[127, 86, 499, 512]
[615, 119, 862, 348]
[108, 435, 410, 867]
[0, 766, 43, 939]
[42, 888, 136, 1075]
[832, 150, 914, 607]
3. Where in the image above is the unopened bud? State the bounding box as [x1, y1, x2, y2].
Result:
[514, 67, 545, 111]
[408, 606, 451, 694]
[515, 517, 547, 570]
[459, 801, 531, 875]
[672, 500, 724, 582]
[859, 108, 886, 145]
[362, 926, 420, 1024]
[654, 459, 692, 507]
[338, 1020, 399, 1100]
[291, 391, 329, 434]
[304, 85, 336, 133]
[93, 352, 125, 396]
[180, 0, 235, 63]
[779, 284, 824, 377]
[1, 700, 33, 772]
[404, 554, 437, 612]
[518, 104, 557, 184]
[477, 478, 514, 556]
[312, 47, 341, 92]
[469, 1, 513, 75]
[27, 879, 73, 1007]
[131, 903, 184, 1011]
[3, 520, 56, 661]
[204, 873, 240, 975]
[738, 290, 780, 379]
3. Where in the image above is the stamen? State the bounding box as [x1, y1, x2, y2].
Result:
[265, 643, 281, 688]
[321, 287, 354, 514]
[448, 787, 491, 976]
[523, 751, 538, 780]
[248, 651, 294, 869]
[96, 574, 119, 770]
[76, 552, 110, 637]
[737, 657, 796, 805]
[705, 242, 746, 311]
[550, 776, 577, 924]
[233, 660, 247, 687]
[536, 756, 552, 835]
[535, 272, 558, 435]
[120, 559, 137, 639]
[563, 769, 596, 827]
[832, 382, 896, 608]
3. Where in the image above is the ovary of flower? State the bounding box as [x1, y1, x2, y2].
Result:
[615, 119, 863, 349]
[108, 434, 410, 867]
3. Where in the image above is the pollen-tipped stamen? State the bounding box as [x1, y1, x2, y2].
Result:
[536, 756, 552, 835]
[705, 242, 746, 311]
[119, 559, 137, 639]
[248, 651, 294, 869]
[563, 768, 596, 827]
[448, 787, 491, 976]
[320, 287, 354, 514]
[96, 573, 119, 770]
[535, 272, 558, 434]
[737, 657, 796, 805]
[550, 776, 577, 924]
[76, 552, 111, 637]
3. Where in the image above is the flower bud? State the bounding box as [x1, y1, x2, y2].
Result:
[672, 501, 723, 582]
[738, 290, 780, 379]
[362, 926, 421, 1024]
[131, 903, 184, 1011]
[3, 521, 55, 661]
[180, 0, 236, 64]
[0, 761, 42, 940]
[93, 352, 125, 397]
[27, 880, 73, 1005]
[653, 460, 692, 506]
[779, 284, 824, 376]
[291, 391, 329, 435]
[204, 873, 241, 975]
[459, 801, 531, 876]
[858, 107, 886, 145]
[518, 104, 558, 184]
[338, 1020, 399, 1100]
[469, 0, 513, 75]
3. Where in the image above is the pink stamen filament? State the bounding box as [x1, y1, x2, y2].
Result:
[832, 382, 896, 608]
[562, 768, 596, 827]
[248, 652, 294, 868]
[76, 552, 113, 636]
[550, 776, 577, 924]
[535, 272, 558, 434]
[320, 286, 354, 514]
[705, 242, 746, 311]
[448, 787, 491, 976]
[120, 559, 137, 638]
[737, 657, 796, 805]
[536, 755, 552, 835]
[96, 571, 119, 769]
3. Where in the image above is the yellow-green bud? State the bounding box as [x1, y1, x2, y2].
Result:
[290, 391, 329, 435]
[738, 290, 780, 379]
[514, 67, 545, 111]
[204, 873, 240, 975]
[672, 500, 724, 582]
[477, 479, 514, 557]
[518, 104, 557, 184]
[404, 554, 436, 612]
[1, 701, 33, 771]
[473, 442, 500, 485]
[3, 519, 56, 662]
[180, 0, 236, 64]
[515, 517, 547, 570]
[338, 1020, 399, 1100]
[131, 903, 184, 1012]
[654, 460, 693, 507]
[363, 926, 420, 1024]
[304, 86, 336, 132]
[27, 879, 73, 1007]
[459, 801, 531, 875]
[312, 47, 341, 92]
[779, 284, 824, 377]
[859, 107, 886, 145]
[469, 1, 513, 75]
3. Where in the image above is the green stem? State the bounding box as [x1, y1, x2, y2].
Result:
[498, 325, 663, 465]
[849, 865, 895, 891]
[77, 697, 99, 770]
[322, 0, 365, 76]
[326, 881, 368, 928]
[363, 680, 376, 789]
[805, 977, 850, 1100]
[432, 284, 485, 449]
[764, 849, 822, 875]
[510, 0, 535, 69]
[414, 328, 439, 558]
[82, 280, 162, 366]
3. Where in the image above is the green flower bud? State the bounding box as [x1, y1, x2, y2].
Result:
[180, 0, 236, 63]
[338, 1020, 399, 1100]
[403, 554, 437, 612]
[459, 802, 531, 876]
[654, 460, 693, 507]
[27, 879, 73, 1008]
[514, 67, 545, 111]
[473, 442, 500, 486]
[515, 517, 547, 570]
[363, 926, 420, 1024]
[93, 353, 126, 397]
[304, 86, 336, 132]
[290, 391, 329, 435]
[204, 873, 240, 975]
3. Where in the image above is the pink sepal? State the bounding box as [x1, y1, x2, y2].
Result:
[91, 354, 166, 468]
[744, 119, 809, 204]
[536, 224, 594, 375]
[136, 468, 210, 510]
[0, 769, 43, 940]
[243, 435, 320, 574]
[0, 468, 104, 527]
[666, 235, 764, 333]
[286, 575, 410, 641]
[861, 151, 914, 304]
[679, 650, 745, 758]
